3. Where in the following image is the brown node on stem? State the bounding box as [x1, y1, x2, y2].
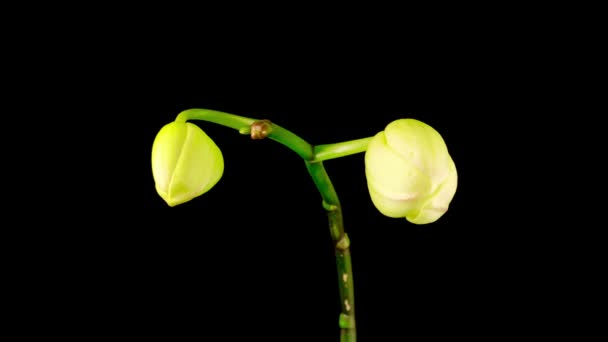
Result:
[250, 120, 273, 140]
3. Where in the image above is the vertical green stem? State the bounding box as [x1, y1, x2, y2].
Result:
[306, 161, 356, 342]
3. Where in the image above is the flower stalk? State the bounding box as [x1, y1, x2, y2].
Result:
[306, 161, 356, 342]
[173, 108, 363, 341]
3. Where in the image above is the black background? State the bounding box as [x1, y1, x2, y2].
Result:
[80, 64, 508, 341]
[20, 23, 563, 340]
[7, 4, 599, 339]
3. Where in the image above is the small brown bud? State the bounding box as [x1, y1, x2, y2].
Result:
[250, 120, 273, 140]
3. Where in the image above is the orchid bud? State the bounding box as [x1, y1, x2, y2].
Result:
[152, 121, 224, 207]
[365, 119, 457, 224]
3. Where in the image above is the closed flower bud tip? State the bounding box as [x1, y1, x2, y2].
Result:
[151, 121, 224, 207]
[365, 119, 457, 224]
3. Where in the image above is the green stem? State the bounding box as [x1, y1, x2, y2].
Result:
[266, 124, 314, 161]
[176, 108, 357, 341]
[176, 108, 257, 130]
[176, 108, 314, 160]
[313, 137, 373, 162]
[306, 161, 356, 342]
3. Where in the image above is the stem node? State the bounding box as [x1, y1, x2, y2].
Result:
[337, 234, 351, 250]
[323, 200, 338, 211]
[250, 119, 273, 140]
[339, 313, 355, 329]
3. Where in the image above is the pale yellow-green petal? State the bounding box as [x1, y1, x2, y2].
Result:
[365, 131, 432, 202]
[152, 122, 188, 197]
[367, 184, 426, 218]
[384, 119, 451, 190]
[364, 118, 457, 224]
[406, 157, 457, 224]
[152, 122, 224, 207]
